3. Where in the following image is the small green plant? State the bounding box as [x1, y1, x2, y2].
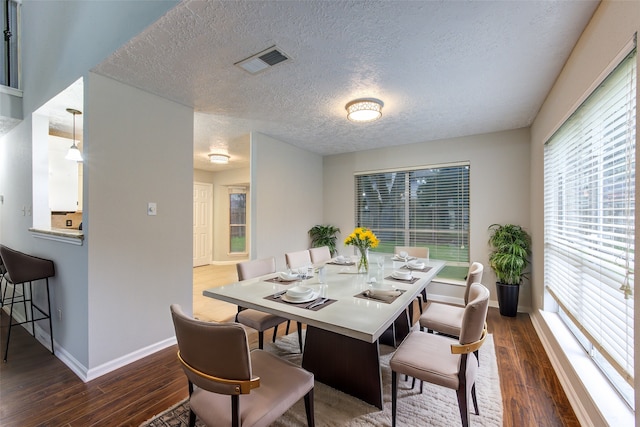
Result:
[308, 225, 341, 256]
[488, 224, 531, 285]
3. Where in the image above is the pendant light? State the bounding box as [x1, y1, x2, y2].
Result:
[65, 108, 83, 162]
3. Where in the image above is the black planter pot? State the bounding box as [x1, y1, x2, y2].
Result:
[496, 282, 519, 317]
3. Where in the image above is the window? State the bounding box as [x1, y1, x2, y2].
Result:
[1, 0, 20, 89]
[544, 49, 636, 405]
[229, 189, 246, 253]
[355, 163, 469, 280]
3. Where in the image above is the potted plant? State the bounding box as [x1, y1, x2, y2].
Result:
[308, 225, 341, 256]
[488, 223, 531, 317]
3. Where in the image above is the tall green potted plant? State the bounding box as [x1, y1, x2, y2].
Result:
[308, 225, 341, 256]
[488, 223, 531, 317]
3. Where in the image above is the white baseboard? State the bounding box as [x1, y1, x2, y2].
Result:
[85, 337, 177, 382]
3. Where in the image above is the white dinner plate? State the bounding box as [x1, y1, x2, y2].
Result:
[282, 291, 320, 304]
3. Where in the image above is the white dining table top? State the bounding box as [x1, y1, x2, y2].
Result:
[204, 256, 446, 343]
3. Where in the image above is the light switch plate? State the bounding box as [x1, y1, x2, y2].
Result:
[147, 202, 157, 216]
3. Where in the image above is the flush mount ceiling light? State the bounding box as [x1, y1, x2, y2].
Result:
[345, 98, 384, 123]
[208, 153, 230, 164]
[65, 108, 83, 162]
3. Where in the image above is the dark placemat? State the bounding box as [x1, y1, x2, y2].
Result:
[263, 293, 336, 311]
[327, 261, 355, 266]
[354, 289, 406, 304]
[385, 275, 420, 284]
[399, 265, 432, 273]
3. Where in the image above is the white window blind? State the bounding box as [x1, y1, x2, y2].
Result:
[544, 49, 636, 385]
[355, 164, 469, 280]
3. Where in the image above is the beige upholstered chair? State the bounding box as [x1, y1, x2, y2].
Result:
[170, 304, 315, 427]
[394, 246, 429, 259]
[390, 283, 490, 427]
[394, 246, 429, 316]
[0, 245, 56, 362]
[309, 246, 331, 264]
[235, 257, 302, 352]
[419, 262, 484, 336]
[285, 249, 312, 270]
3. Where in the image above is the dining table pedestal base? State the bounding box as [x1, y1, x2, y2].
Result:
[301, 326, 383, 409]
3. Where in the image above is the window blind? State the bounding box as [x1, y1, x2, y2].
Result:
[544, 49, 636, 384]
[355, 164, 469, 279]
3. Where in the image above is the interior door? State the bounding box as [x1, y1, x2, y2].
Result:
[193, 182, 212, 267]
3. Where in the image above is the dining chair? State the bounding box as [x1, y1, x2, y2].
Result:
[0, 245, 56, 362]
[285, 249, 312, 270]
[390, 283, 490, 427]
[170, 304, 315, 427]
[309, 246, 331, 264]
[235, 257, 303, 352]
[419, 262, 484, 336]
[394, 246, 429, 316]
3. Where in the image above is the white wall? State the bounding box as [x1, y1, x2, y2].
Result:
[86, 73, 193, 372]
[252, 133, 324, 271]
[323, 128, 531, 307]
[0, 1, 177, 371]
[529, 1, 640, 425]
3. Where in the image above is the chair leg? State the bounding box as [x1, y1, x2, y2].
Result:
[231, 395, 240, 427]
[304, 388, 315, 427]
[3, 283, 17, 362]
[272, 324, 278, 343]
[418, 290, 426, 314]
[258, 331, 264, 349]
[471, 383, 479, 415]
[44, 279, 54, 354]
[456, 385, 470, 427]
[392, 371, 398, 427]
[297, 322, 303, 352]
[188, 381, 196, 427]
[286, 320, 291, 335]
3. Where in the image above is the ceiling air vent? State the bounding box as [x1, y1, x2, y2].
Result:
[235, 46, 291, 75]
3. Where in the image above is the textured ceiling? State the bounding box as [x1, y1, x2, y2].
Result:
[85, 0, 599, 170]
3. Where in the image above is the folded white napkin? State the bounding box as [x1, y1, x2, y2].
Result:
[392, 271, 412, 280]
[364, 289, 402, 299]
[279, 272, 299, 281]
[408, 260, 425, 269]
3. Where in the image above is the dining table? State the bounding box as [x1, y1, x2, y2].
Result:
[203, 255, 445, 409]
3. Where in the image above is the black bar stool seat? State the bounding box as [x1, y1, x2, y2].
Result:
[0, 245, 55, 362]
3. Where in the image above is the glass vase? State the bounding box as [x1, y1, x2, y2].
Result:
[358, 247, 369, 274]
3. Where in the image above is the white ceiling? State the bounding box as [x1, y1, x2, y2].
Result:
[62, 1, 600, 171]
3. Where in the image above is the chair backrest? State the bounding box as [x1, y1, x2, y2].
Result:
[394, 246, 429, 259]
[0, 245, 55, 284]
[237, 257, 276, 281]
[170, 304, 257, 395]
[459, 283, 489, 346]
[309, 246, 331, 264]
[463, 262, 484, 305]
[285, 250, 312, 269]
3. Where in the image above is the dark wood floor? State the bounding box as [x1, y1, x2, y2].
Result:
[0, 306, 580, 427]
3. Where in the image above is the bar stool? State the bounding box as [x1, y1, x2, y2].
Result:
[0, 245, 55, 362]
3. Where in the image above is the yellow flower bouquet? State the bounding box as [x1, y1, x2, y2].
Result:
[344, 227, 379, 273]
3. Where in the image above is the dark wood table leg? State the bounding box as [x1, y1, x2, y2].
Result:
[301, 326, 383, 409]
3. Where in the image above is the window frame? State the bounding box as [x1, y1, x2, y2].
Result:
[354, 162, 470, 281]
[543, 47, 636, 405]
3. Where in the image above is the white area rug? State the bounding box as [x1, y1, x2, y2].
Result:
[142, 332, 502, 426]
